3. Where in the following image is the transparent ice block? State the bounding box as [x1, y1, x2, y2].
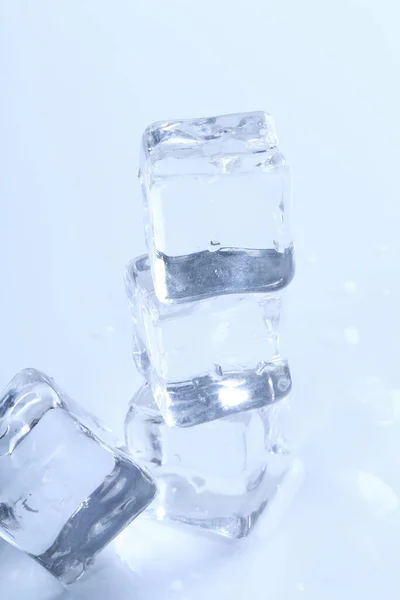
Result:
[125, 255, 292, 428]
[0, 369, 157, 584]
[125, 384, 298, 539]
[140, 110, 294, 303]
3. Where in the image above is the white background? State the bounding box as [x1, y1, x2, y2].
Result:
[1, 1, 400, 599]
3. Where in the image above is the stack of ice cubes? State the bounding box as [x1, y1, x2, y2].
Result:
[125, 111, 301, 538]
[0, 111, 301, 590]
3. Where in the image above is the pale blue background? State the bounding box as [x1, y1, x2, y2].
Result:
[1, 1, 400, 599]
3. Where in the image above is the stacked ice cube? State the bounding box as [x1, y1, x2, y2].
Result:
[125, 111, 300, 538]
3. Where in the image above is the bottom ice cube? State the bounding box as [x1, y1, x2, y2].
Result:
[0, 369, 157, 584]
[125, 384, 301, 539]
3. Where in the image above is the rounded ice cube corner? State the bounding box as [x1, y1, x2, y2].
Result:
[139, 110, 295, 304]
[0, 368, 157, 585]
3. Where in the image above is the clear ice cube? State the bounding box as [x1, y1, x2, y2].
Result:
[125, 255, 292, 428]
[140, 111, 294, 303]
[125, 384, 300, 539]
[0, 369, 157, 584]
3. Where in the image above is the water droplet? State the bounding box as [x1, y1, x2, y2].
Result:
[209, 240, 221, 252]
[390, 389, 400, 421]
[171, 579, 184, 592]
[190, 572, 202, 580]
[357, 471, 398, 517]
[191, 476, 207, 489]
[213, 364, 223, 378]
[155, 506, 166, 519]
[343, 281, 357, 294]
[344, 327, 359, 345]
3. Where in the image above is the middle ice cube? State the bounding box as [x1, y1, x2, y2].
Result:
[125, 255, 292, 427]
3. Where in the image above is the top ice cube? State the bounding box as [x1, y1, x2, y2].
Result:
[140, 111, 295, 303]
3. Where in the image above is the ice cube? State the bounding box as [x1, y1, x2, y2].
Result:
[140, 111, 294, 303]
[0, 369, 157, 584]
[125, 385, 301, 539]
[125, 255, 292, 427]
